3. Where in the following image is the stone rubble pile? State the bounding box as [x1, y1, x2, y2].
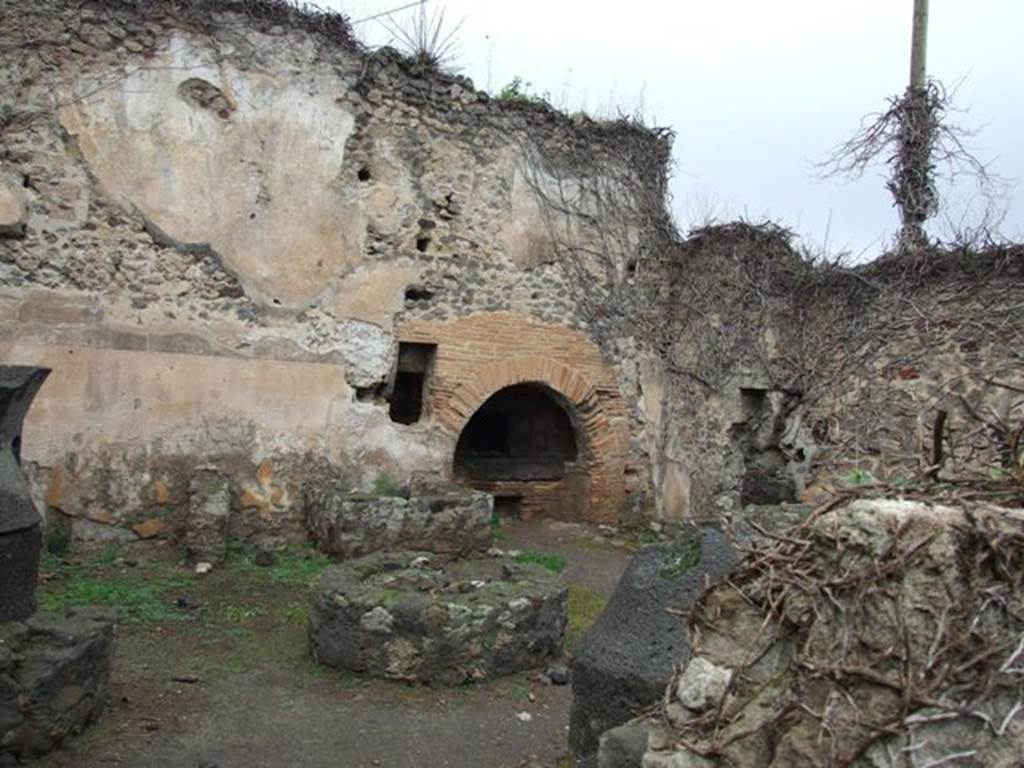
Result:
[597, 499, 1024, 768]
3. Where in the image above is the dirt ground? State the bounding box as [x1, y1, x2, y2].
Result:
[32, 518, 634, 768]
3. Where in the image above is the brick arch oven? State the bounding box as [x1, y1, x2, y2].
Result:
[437, 355, 630, 523]
[454, 383, 581, 518]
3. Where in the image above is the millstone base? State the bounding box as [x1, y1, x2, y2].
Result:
[308, 551, 568, 685]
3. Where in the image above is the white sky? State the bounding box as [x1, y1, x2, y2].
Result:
[324, 0, 1023, 257]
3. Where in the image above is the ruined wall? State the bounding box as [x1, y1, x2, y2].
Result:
[0, 0, 667, 541]
[797, 249, 1024, 494]
[647, 226, 1024, 519]
[7, 2, 1004, 535]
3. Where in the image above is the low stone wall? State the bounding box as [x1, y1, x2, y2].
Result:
[308, 551, 567, 684]
[305, 479, 492, 559]
[0, 608, 116, 764]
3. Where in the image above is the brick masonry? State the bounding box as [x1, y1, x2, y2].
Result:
[399, 311, 632, 523]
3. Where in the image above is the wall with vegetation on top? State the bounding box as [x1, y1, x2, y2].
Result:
[0, 0, 671, 542]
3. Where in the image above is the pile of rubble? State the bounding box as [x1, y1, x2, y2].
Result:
[602, 499, 1024, 767]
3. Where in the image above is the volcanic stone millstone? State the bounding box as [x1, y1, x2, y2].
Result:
[568, 530, 739, 759]
[0, 365, 51, 622]
[308, 551, 568, 684]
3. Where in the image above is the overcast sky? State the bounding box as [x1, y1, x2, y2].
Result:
[325, 0, 1022, 257]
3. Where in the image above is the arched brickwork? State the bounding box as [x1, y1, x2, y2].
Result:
[440, 356, 629, 523]
[397, 312, 637, 523]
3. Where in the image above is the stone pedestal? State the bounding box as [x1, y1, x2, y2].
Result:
[568, 531, 738, 759]
[185, 468, 231, 566]
[0, 366, 50, 622]
[305, 478, 492, 560]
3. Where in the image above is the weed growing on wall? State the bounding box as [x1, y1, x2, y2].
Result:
[496, 77, 550, 106]
[565, 583, 607, 653]
[372, 471, 405, 497]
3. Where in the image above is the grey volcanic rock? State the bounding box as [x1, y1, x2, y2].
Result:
[308, 551, 567, 684]
[597, 721, 656, 768]
[0, 608, 116, 763]
[568, 530, 738, 759]
[306, 479, 492, 559]
[0, 365, 50, 622]
[0, 174, 28, 237]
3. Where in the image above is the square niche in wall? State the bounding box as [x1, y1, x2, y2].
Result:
[389, 342, 436, 425]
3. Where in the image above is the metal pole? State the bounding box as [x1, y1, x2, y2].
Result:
[909, 0, 929, 91]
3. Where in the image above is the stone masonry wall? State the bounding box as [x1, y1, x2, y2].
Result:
[0, 0, 665, 538]
[646, 226, 1024, 520]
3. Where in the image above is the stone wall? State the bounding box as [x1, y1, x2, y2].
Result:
[799, 250, 1024, 494]
[4, 1, 1012, 536]
[645, 226, 1024, 519]
[0, 0, 665, 537]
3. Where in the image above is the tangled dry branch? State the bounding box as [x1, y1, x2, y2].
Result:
[519, 101, 1023, 491]
[674, 498, 1024, 766]
[818, 80, 1003, 252]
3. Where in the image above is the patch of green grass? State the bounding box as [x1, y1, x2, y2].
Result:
[39, 543, 332, 690]
[39, 546, 198, 623]
[40, 574, 193, 623]
[636, 530, 659, 546]
[490, 510, 506, 543]
[840, 468, 877, 487]
[565, 583, 607, 653]
[94, 547, 119, 565]
[225, 542, 259, 573]
[223, 542, 331, 587]
[39, 550, 66, 574]
[219, 603, 266, 622]
[507, 683, 531, 702]
[660, 539, 701, 579]
[515, 551, 567, 573]
[269, 548, 332, 586]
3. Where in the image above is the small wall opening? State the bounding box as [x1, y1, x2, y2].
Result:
[389, 342, 436, 425]
[493, 495, 522, 519]
[734, 387, 797, 506]
[454, 384, 578, 481]
[404, 285, 435, 303]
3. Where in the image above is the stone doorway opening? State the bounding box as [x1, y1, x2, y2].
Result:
[453, 384, 584, 518]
